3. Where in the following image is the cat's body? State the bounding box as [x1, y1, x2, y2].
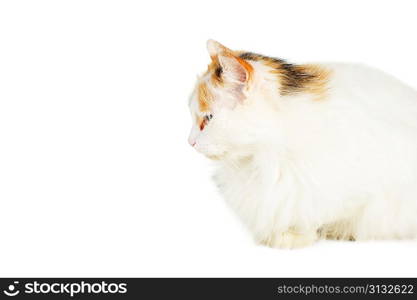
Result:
[188, 40, 417, 248]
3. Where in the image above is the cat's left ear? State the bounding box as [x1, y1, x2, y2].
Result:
[206, 39, 252, 85]
[217, 53, 250, 84]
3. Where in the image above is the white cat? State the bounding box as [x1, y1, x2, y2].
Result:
[188, 40, 417, 248]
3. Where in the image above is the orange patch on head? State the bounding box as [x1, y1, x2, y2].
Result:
[238, 51, 331, 100]
[205, 56, 223, 86]
[234, 55, 253, 82]
[207, 55, 220, 72]
[197, 82, 212, 112]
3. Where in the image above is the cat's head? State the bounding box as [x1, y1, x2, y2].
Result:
[188, 40, 330, 160]
[188, 40, 266, 160]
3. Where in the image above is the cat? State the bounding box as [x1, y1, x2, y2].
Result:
[188, 39, 417, 249]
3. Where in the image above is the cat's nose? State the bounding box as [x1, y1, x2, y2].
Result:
[188, 137, 196, 147]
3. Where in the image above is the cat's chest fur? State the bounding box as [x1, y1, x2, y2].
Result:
[212, 154, 309, 241]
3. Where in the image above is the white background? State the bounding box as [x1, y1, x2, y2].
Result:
[0, 0, 416, 277]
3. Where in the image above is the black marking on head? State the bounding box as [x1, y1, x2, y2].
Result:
[239, 52, 285, 64]
[239, 52, 319, 95]
[239, 52, 261, 61]
[278, 63, 317, 95]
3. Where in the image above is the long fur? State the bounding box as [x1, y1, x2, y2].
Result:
[188, 40, 417, 248]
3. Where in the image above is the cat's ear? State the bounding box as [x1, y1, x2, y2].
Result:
[217, 53, 249, 84]
[206, 40, 252, 104]
[206, 40, 251, 84]
[207, 39, 232, 57]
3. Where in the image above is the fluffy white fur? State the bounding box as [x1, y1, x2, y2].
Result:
[188, 40, 417, 248]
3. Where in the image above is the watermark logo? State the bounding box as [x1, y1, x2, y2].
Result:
[3, 281, 20, 297]
[2, 280, 127, 297]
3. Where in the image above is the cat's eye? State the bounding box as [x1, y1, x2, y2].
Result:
[204, 114, 213, 123]
[200, 114, 213, 131]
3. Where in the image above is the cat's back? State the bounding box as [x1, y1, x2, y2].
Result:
[323, 62, 417, 100]
[320, 62, 417, 123]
